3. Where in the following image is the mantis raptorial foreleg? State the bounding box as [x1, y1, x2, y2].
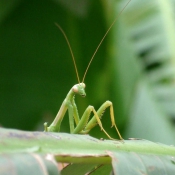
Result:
[44, 1, 131, 140]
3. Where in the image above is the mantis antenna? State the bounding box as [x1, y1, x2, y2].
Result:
[82, 0, 131, 83]
[55, 0, 130, 84]
[55, 23, 80, 84]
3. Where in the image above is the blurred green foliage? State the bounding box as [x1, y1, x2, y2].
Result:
[1, 0, 175, 144]
[0, 0, 111, 134]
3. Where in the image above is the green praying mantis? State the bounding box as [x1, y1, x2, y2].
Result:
[44, 0, 131, 140]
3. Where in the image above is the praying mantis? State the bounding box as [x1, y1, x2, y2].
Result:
[44, 0, 131, 140]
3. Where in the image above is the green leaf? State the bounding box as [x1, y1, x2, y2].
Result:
[1, 128, 175, 174]
[109, 151, 175, 174]
[0, 153, 60, 175]
[1, 128, 175, 160]
[61, 164, 98, 175]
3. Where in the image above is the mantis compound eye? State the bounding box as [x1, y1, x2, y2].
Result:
[72, 85, 78, 92]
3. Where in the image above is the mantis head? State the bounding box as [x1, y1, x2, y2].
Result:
[72, 83, 86, 97]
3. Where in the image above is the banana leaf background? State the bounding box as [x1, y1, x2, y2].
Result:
[1, 0, 175, 145]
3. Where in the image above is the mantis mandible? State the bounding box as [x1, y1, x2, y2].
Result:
[44, 0, 131, 140]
